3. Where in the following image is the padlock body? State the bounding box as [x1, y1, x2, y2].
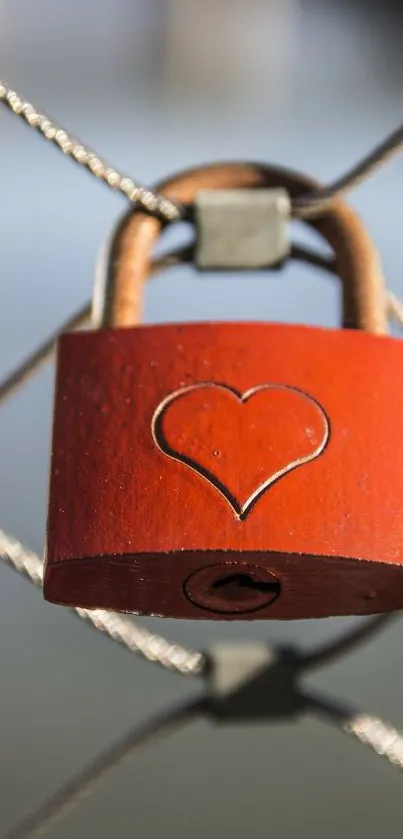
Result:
[45, 322, 403, 619]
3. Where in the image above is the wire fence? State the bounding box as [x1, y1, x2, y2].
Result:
[2, 77, 403, 839]
[3, 79, 403, 221]
[2, 529, 403, 839]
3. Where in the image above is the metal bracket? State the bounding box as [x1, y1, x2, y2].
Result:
[195, 188, 291, 270]
[207, 642, 302, 723]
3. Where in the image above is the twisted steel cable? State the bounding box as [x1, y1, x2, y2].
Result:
[0, 81, 181, 221]
[2, 79, 403, 221]
[0, 529, 205, 677]
[2, 78, 403, 839]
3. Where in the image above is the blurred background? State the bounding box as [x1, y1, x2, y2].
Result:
[1, 1, 403, 836]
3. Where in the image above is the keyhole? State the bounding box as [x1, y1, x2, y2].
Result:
[211, 573, 280, 603]
[184, 563, 281, 614]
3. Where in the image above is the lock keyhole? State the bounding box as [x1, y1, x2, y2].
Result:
[211, 573, 280, 603]
[184, 562, 281, 615]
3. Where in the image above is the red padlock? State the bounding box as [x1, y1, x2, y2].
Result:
[44, 162, 403, 620]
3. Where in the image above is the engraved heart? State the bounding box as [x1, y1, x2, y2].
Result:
[152, 383, 330, 519]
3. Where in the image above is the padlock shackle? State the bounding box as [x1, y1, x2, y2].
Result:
[102, 162, 387, 334]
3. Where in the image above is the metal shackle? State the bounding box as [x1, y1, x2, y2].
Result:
[99, 161, 387, 333]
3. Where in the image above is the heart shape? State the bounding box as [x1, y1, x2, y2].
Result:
[152, 382, 330, 519]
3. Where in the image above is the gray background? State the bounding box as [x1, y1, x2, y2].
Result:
[1, 1, 403, 836]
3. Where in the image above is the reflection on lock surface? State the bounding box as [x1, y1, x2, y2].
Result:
[44, 163, 403, 620]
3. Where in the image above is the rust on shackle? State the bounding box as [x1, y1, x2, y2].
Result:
[101, 161, 386, 332]
[44, 161, 403, 621]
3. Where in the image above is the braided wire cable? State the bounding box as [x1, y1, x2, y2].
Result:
[293, 121, 403, 219]
[0, 81, 181, 222]
[2, 698, 205, 839]
[0, 302, 91, 406]
[308, 693, 403, 771]
[0, 527, 401, 839]
[301, 614, 395, 671]
[1, 242, 402, 411]
[0, 247, 191, 406]
[344, 715, 403, 769]
[2, 638, 403, 839]
[0, 529, 205, 677]
[2, 77, 403, 839]
[2, 79, 403, 222]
